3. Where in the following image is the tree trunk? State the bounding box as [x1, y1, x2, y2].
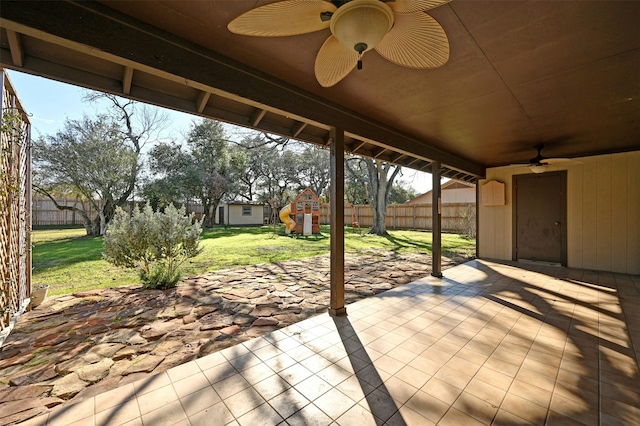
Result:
[202, 202, 214, 228]
[369, 185, 389, 235]
[87, 216, 101, 236]
[365, 159, 401, 236]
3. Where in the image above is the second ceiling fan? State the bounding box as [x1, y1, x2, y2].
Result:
[228, 0, 451, 87]
[510, 144, 582, 174]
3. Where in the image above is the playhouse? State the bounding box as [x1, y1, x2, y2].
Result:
[280, 187, 320, 235]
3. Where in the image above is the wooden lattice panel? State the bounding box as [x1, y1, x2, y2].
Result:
[0, 118, 11, 329]
[0, 73, 31, 332]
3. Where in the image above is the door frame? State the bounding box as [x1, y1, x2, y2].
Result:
[218, 206, 224, 225]
[512, 171, 568, 265]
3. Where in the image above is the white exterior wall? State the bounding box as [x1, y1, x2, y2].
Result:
[227, 204, 264, 226]
[410, 187, 476, 204]
[479, 150, 640, 274]
[442, 187, 476, 204]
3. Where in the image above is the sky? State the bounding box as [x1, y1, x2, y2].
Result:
[5, 69, 434, 194]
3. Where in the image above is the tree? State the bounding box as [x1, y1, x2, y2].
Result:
[344, 169, 369, 205]
[33, 115, 138, 235]
[147, 119, 244, 227]
[258, 148, 299, 206]
[296, 145, 330, 197]
[345, 156, 402, 236]
[33, 92, 167, 235]
[389, 181, 417, 204]
[229, 134, 330, 203]
[142, 142, 188, 211]
[233, 134, 268, 202]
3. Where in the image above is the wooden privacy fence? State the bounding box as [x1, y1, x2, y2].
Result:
[320, 203, 476, 234]
[32, 199, 202, 226]
[34, 198, 476, 235]
[1, 71, 31, 335]
[32, 197, 99, 226]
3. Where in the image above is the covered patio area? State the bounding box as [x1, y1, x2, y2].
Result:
[24, 260, 640, 425]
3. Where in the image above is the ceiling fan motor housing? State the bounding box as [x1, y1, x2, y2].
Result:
[330, 0, 394, 53]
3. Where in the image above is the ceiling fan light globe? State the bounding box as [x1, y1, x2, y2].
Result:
[530, 164, 549, 174]
[330, 0, 394, 53]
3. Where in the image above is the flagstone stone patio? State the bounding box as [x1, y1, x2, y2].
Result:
[0, 250, 466, 425]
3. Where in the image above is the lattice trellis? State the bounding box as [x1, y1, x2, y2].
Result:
[0, 71, 31, 333]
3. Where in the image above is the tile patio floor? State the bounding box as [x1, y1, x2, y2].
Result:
[22, 260, 640, 425]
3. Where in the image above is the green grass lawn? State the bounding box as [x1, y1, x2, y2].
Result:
[32, 225, 475, 296]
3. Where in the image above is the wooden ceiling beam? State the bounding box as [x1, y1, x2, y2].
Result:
[5, 29, 24, 67]
[391, 153, 405, 164]
[250, 108, 267, 127]
[372, 147, 387, 159]
[196, 90, 210, 114]
[253, 121, 326, 146]
[350, 140, 367, 154]
[347, 144, 374, 158]
[419, 162, 433, 172]
[405, 157, 420, 167]
[290, 121, 307, 138]
[122, 66, 134, 95]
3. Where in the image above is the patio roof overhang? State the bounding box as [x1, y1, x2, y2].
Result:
[3, 1, 637, 181]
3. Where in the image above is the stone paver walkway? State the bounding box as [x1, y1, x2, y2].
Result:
[0, 250, 464, 425]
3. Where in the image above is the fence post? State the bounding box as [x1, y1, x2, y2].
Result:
[413, 204, 416, 230]
[393, 205, 396, 229]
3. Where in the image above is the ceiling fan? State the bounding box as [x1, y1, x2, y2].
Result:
[510, 144, 581, 174]
[228, 0, 451, 87]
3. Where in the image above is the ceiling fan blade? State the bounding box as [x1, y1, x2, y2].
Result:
[506, 158, 582, 168]
[388, 0, 451, 14]
[228, 0, 336, 37]
[545, 158, 582, 165]
[315, 35, 358, 87]
[375, 13, 449, 68]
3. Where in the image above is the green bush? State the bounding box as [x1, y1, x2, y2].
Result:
[103, 204, 203, 289]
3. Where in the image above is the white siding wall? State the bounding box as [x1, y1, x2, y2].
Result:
[479, 151, 640, 274]
[411, 187, 476, 204]
[228, 204, 264, 226]
[443, 187, 476, 204]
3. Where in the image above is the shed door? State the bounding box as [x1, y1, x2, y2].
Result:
[218, 206, 224, 225]
[513, 172, 567, 265]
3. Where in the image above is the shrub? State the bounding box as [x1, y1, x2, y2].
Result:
[103, 204, 203, 288]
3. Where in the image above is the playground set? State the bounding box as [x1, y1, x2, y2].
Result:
[279, 188, 320, 235]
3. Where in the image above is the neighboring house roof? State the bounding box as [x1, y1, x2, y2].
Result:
[407, 180, 476, 204]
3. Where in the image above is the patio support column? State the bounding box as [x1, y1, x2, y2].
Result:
[431, 162, 443, 278]
[329, 126, 346, 316]
[475, 178, 480, 258]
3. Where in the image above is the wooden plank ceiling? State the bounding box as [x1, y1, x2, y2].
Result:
[1, 1, 639, 182]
